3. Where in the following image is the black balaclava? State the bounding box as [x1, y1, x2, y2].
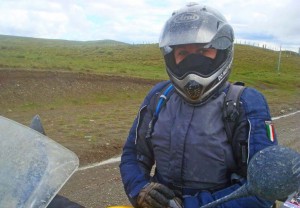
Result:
[176, 54, 213, 78]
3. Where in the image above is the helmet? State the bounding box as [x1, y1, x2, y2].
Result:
[159, 3, 234, 105]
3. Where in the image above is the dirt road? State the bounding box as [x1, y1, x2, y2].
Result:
[59, 112, 300, 208]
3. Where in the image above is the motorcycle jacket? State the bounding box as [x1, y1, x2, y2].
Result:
[120, 81, 277, 207]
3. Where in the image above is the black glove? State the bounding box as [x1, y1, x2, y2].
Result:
[137, 182, 175, 208]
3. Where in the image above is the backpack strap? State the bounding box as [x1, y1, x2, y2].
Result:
[145, 82, 174, 139]
[144, 81, 249, 177]
[223, 82, 245, 144]
[146, 82, 246, 143]
[154, 84, 174, 117]
[223, 82, 248, 176]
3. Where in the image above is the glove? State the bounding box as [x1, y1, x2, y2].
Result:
[137, 182, 175, 208]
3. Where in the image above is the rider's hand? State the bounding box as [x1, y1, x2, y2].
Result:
[137, 182, 175, 208]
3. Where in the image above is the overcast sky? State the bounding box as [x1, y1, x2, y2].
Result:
[0, 0, 299, 52]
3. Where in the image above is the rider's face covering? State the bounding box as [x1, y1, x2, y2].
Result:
[174, 54, 213, 78]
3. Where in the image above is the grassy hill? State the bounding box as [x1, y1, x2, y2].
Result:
[0, 34, 299, 110]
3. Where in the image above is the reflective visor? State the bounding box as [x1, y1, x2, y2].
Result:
[159, 6, 234, 52]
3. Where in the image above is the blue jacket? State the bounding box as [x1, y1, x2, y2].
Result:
[119, 81, 277, 207]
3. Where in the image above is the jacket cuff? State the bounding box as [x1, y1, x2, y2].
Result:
[128, 180, 149, 206]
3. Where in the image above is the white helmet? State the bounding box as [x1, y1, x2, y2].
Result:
[159, 3, 234, 105]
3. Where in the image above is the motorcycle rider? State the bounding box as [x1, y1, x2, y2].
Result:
[120, 3, 277, 208]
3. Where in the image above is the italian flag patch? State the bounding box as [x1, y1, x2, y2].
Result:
[266, 121, 275, 142]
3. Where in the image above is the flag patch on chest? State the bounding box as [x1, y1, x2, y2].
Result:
[265, 121, 275, 142]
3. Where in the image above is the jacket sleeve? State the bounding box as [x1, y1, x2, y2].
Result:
[197, 87, 277, 208]
[241, 87, 278, 160]
[119, 81, 168, 206]
[119, 115, 149, 206]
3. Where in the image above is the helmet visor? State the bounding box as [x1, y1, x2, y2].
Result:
[165, 48, 229, 79]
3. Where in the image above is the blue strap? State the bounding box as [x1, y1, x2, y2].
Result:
[145, 83, 174, 139]
[154, 84, 174, 117]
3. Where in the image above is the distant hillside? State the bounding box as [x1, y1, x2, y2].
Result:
[84, 39, 128, 46]
[0, 34, 299, 88]
[0, 34, 299, 115]
[0, 34, 128, 47]
[0, 34, 163, 78]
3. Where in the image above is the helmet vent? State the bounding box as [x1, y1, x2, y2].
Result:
[201, 7, 207, 11]
[184, 80, 202, 100]
[186, 2, 199, 7]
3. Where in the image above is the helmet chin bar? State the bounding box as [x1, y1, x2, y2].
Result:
[168, 64, 231, 105]
[184, 80, 203, 100]
[170, 72, 220, 104]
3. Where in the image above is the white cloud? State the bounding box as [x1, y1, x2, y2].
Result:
[0, 0, 299, 51]
[212, 0, 300, 51]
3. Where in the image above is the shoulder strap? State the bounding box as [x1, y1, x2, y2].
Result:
[154, 84, 174, 117]
[145, 82, 174, 139]
[147, 82, 245, 142]
[223, 82, 245, 143]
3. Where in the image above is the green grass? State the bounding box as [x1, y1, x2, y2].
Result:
[231, 44, 300, 104]
[0, 35, 165, 79]
[1, 34, 299, 107]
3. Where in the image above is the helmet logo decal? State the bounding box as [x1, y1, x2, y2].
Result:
[218, 66, 229, 81]
[184, 80, 202, 100]
[174, 13, 199, 23]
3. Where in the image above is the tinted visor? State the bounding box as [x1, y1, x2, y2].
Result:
[165, 50, 227, 79]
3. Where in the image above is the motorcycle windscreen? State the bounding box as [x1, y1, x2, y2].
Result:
[0, 116, 79, 208]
